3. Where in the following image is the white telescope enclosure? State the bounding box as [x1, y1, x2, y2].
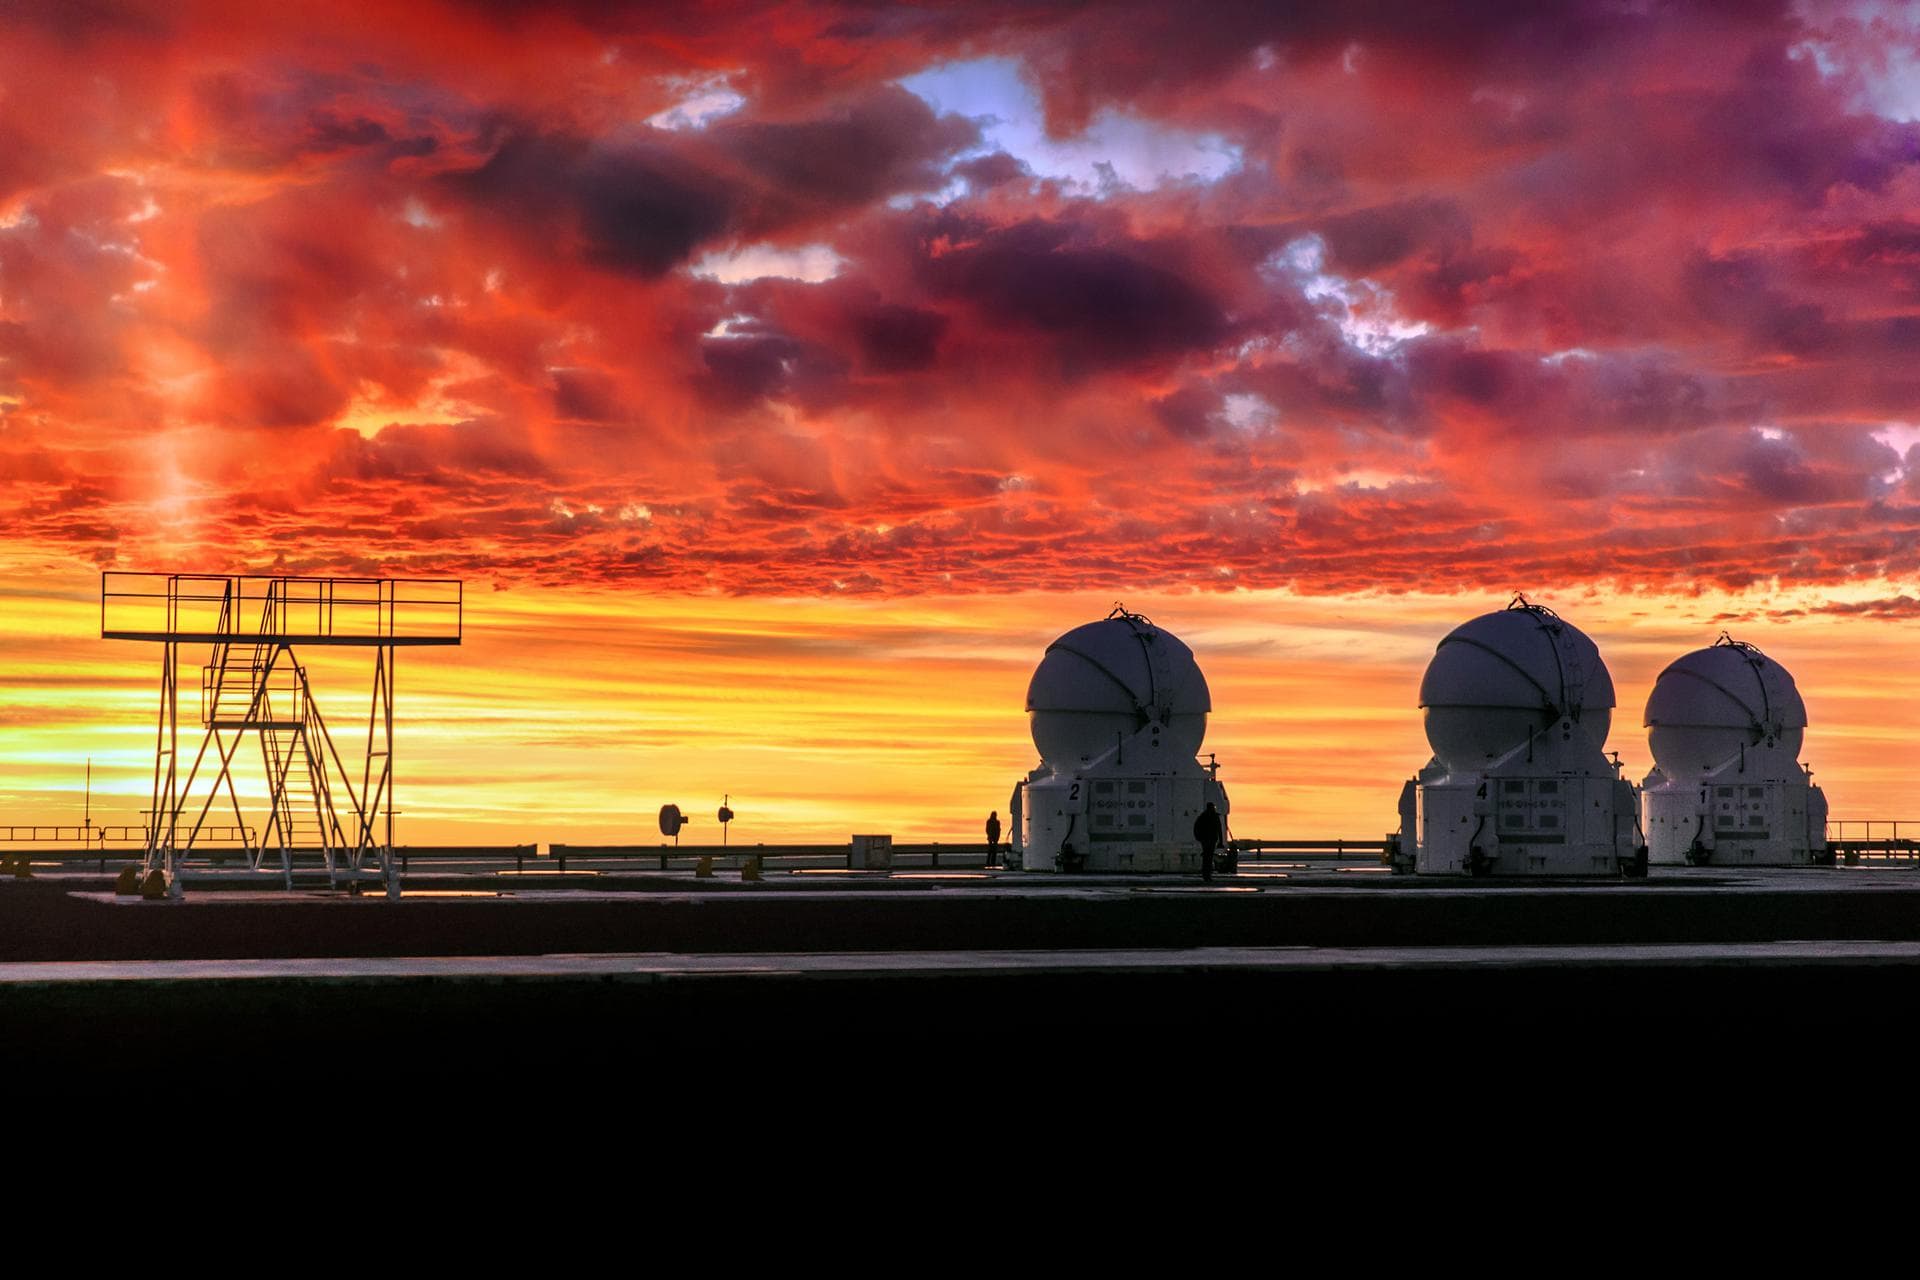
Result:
[1011, 606, 1227, 873]
[1396, 596, 1639, 876]
[1642, 635, 1826, 866]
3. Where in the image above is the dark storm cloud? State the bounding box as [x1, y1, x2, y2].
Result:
[917, 219, 1231, 367]
[549, 368, 628, 424]
[1316, 199, 1474, 276]
[715, 85, 980, 228]
[4, 0, 173, 43]
[1150, 386, 1222, 439]
[304, 111, 395, 152]
[449, 132, 735, 278]
[442, 87, 976, 278]
[319, 419, 549, 486]
[953, 151, 1030, 191]
[851, 303, 948, 373]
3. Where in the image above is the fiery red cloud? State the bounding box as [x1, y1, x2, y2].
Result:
[5, 0, 1920, 597]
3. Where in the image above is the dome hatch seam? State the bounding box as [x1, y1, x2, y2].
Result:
[1656, 667, 1769, 738]
[1043, 639, 1155, 729]
[1714, 633, 1775, 732]
[1441, 635, 1559, 715]
[1502, 594, 1580, 719]
[1107, 603, 1174, 727]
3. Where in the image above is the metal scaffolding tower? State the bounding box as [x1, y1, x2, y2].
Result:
[101, 573, 462, 897]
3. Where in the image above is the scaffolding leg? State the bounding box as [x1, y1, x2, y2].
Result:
[146, 640, 179, 881]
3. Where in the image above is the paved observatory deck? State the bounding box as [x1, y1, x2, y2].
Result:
[7, 938, 1920, 986]
[5, 864, 1915, 1072]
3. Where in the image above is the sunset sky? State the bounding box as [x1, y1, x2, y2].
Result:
[5, 1, 1920, 845]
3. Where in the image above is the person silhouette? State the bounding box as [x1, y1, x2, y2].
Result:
[1193, 802, 1223, 881]
[984, 810, 1002, 867]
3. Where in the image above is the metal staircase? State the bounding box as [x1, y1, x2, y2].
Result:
[183, 590, 354, 887]
[200, 627, 369, 887]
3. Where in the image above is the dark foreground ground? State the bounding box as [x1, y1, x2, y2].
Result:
[3, 862, 1916, 1077]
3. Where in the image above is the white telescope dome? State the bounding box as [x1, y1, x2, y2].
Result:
[1645, 635, 1807, 779]
[1027, 607, 1211, 767]
[1419, 597, 1615, 771]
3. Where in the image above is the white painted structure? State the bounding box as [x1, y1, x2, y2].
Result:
[1641, 635, 1827, 866]
[1396, 597, 1639, 876]
[1010, 607, 1228, 872]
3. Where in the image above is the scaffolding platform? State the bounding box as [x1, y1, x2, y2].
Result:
[99, 571, 463, 897]
[101, 573, 461, 646]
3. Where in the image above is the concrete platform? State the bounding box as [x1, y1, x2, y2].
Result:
[5, 865, 1918, 1073]
[7, 939, 1920, 985]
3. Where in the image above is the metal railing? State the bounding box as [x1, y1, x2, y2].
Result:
[1, 824, 257, 872]
[1, 824, 253, 845]
[1826, 819, 1920, 844]
[1825, 819, 1920, 861]
[2, 824, 149, 844]
[547, 842, 991, 872]
[1230, 838, 1393, 862]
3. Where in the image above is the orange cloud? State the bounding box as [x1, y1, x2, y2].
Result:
[1, 2, 1919, 600]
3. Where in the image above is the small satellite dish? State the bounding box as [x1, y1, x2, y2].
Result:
[659, 804, 688, 838]
[716, 796, 735, 847]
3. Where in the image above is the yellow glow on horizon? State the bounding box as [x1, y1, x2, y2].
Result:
[5, 572, 1920, 845]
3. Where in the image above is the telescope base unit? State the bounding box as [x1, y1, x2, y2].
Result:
[1013, 734, 1228, 874]
[1645, 775, 1827, 867]
[1407, 772, 1638, 876]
